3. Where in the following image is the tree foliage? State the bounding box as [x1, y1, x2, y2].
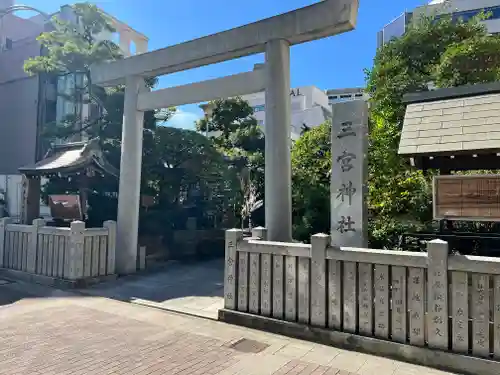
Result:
[364, 12, 500, 247]
[24, 3, 121, 76]
[291, 122, 331, 242]
[197, 98, 265, 227]
[291, 13, 500, 247]
[23, 3, 237, 233]
[140, 126, 240, 234]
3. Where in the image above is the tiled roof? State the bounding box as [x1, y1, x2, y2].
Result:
[19, 140, 119, 177]
[399, 93, 500, 156]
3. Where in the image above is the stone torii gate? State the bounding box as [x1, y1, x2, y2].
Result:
[90, 0, 359, 274]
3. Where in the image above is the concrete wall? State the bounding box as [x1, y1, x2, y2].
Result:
[0, 76, 39, 174]
[0, 37, 40, 84]
[291, 106, 330, 134]
[0, 36, 41, 175]
[0, 14, 44, 44]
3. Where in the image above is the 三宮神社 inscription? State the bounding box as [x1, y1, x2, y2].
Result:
[331, 100, 368, 247]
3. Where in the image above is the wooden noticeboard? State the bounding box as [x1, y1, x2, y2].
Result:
[433, 175, 500, 221]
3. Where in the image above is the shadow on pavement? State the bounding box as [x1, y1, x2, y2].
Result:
[0, 258, 225, 319]
[75, 257, 225, 319]
[0, 279, 71, 307]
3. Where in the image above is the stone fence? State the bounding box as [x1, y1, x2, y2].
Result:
[0, 218, 116, 282]
[220, 228, 500, 375]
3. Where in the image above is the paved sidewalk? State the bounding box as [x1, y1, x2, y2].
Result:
[78, 258, 224, 319]
[0, 291, 460, 375]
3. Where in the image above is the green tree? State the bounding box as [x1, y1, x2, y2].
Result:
[365, 12, 500, 247]
[291, 121, 331, 242]
[290, 13, 500, 246]
[197, 98, 265, 227]
[140, 126, 240, 235]
[25, 2, 238, 236]
[23, 3, 175, 225]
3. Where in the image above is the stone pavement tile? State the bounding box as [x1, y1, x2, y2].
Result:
[260, 342, 288, 355]
[0, 295, 462, 375]
[273, 342, 315, 359]
[300, 345, 342, 366]
[356, 355, 400, 375]
[393, 363, 460, 375]
[272, 360, 307, 375]
[327, 350, 367, 373]
[217, 354, 291, 375]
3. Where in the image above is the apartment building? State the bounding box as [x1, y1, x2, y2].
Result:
[326, 87, 369, 105]
[0, 2, 148, 220]
[201, 85, 332, 140]
[377, 0, 500, 48]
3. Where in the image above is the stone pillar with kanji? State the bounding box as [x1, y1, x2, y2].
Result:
[21, 175, 41, 225]
[330, 100, 368, 248]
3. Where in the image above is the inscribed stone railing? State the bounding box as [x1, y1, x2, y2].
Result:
[0, 218, 116, 280]
[224, 228, 500, 362]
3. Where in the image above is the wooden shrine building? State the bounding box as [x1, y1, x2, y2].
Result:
[400, 81, 500, 172]
[399, 82, 500, 254]
[18, 140, 118, 225]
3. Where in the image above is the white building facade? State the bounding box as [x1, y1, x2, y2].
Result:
[326, 87, 369, 105]
[207, 85, 331, 140]
[377, 0, 500, 48]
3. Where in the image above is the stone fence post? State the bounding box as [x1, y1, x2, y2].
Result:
[224, 229, 243, 310]
[27, 219, 44, 274]
[0, 217, 12, 268]
[251, 227, 267, 240]
[311, 233, 329, 327]
[426, 239, 449, 350]
[68, 221, 85, 280]
[104, 220, 116, 275]
[251, 227, 273, 316]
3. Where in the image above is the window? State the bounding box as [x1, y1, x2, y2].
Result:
[435, 6, 500, 23]
[253, 104, 265, 113]
[382, 13, 408, 45]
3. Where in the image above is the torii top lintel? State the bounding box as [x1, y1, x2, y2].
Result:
[90, 0, 359, 86]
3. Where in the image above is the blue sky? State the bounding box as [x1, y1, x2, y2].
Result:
[18, 0, 430, 128]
